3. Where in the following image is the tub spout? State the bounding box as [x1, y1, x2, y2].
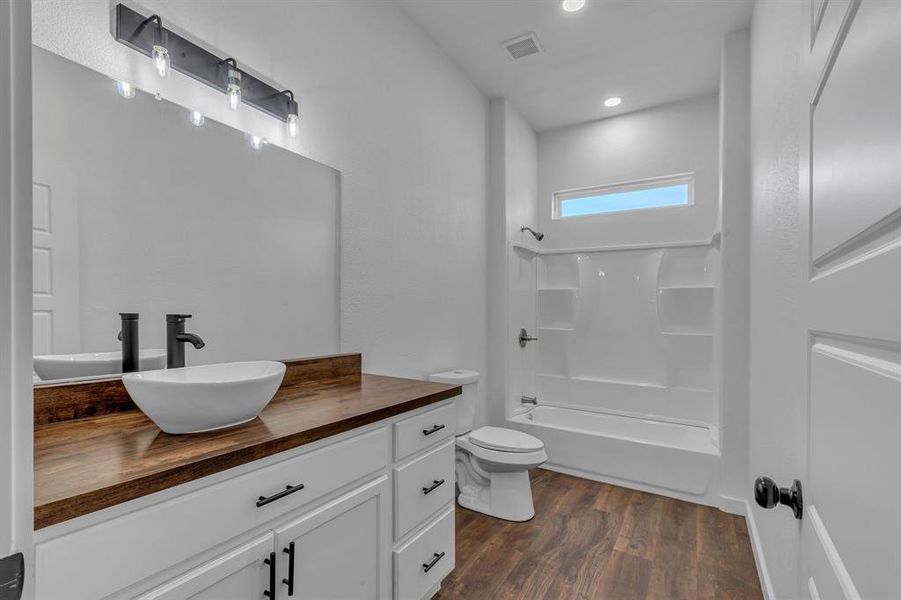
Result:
[521, 396, 538, 406]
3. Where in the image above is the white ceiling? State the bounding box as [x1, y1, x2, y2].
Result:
[397, 0, 753, 132]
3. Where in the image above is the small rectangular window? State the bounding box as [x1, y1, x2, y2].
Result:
[553, 174, 694, 219]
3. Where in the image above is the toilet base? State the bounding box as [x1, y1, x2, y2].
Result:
[456, 453, 536, 522]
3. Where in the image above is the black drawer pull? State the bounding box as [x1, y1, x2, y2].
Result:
[423, 552, 445, 573]
[422, 424, 445, 436]
[422, 479, 445, 495]
[263, 552, 276, 598]
[257, 483, 305, 507]
[282, 541, 295, 596]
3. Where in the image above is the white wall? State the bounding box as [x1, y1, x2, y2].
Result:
[503, 102, 538, 242]
[486, 99, 537, 425]
[32, 1, 488, 396]
[749, 0, 804, 597]
[716, 29, 751, 508]
[537, 94, 720, 250]
[0, 0, 33, 593]
[33, 47, 340, 366]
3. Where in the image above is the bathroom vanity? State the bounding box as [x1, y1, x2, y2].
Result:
[33, 354, 459, 600]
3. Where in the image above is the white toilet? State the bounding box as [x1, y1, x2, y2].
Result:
[429, 370, 547, 522]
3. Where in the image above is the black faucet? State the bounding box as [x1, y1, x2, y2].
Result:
[119, 313, 140, 373]
[166, 314, 205, 369]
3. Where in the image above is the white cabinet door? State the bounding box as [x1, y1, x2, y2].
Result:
[274, 477, 390, 600]
[136, 535, 274, 600]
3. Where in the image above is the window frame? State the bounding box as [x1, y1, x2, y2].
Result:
[552, 172, 695, 220]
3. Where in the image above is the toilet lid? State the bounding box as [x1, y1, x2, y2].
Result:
[469, 426, 544, 453]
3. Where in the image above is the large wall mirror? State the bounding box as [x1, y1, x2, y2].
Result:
[32, 47, 340, 384]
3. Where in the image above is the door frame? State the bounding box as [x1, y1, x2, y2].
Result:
[0, 0, 34, 597]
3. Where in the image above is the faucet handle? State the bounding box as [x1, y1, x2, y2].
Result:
[166, 313, 193, 323]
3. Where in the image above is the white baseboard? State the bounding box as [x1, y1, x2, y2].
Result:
[718, 493, 747, 516]
[743, 500, 776, 600]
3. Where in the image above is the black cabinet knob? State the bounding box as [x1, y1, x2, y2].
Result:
[754, 476, 803, 520]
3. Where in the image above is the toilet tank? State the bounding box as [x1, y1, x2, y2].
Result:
[428, 370, 479, 435]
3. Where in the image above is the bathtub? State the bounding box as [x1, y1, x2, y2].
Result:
[509, 405, 720, 502]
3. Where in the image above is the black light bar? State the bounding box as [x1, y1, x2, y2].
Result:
[114, 3, 294, 122]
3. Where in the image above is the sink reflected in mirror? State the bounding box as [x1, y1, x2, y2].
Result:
[122, 361, 286, 434]
[33, 349, 166, 382]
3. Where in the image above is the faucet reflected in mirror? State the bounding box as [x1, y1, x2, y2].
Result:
[166, 314, 205, 369]
[118, 312, 140, 373]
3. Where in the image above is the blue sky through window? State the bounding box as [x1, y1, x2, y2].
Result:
[560, 183, 689, 217]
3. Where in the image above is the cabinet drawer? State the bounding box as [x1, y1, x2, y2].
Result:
[36, 428, 387, 600]
[394, 403, 454, 461]
[394, 441, 455, 540]
[394, 506, 455, 600]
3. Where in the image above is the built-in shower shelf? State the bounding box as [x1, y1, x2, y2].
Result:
[671, 385, 714, 394]
[661, 330, 714, 337]
[657, 284, 715, 290]
[569, 376, 667, 389]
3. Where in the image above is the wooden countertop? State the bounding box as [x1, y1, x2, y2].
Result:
[34, 355, 460, 530]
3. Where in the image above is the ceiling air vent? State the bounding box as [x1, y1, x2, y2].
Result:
[501, 33, 542, 60]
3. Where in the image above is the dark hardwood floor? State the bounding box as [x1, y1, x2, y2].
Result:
[436, 469, 763, 600]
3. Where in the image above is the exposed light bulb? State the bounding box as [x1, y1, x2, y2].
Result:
[604, 96, 623, 107]
[152, 45, 170, 78]
[189, 110, 204, 127]
[226, 67, 242, 111]
[116, 81, 135, 99]
[285, 94, 299, 138]
[250, 135, 266, 150]
[562, 0, 586, 12]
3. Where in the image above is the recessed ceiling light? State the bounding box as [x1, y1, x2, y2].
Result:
[604, 96, 623, 108]
[562, 0, 586, 12]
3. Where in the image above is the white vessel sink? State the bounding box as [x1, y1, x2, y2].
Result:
[122, 361, 286, 434]
[33, 349, 167, 381]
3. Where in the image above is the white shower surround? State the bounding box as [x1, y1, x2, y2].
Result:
[507, 240, 722, 504]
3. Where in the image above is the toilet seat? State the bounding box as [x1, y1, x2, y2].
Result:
[468, 426, 544, 453]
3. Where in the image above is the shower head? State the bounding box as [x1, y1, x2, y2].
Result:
[521, 226, 545, 241]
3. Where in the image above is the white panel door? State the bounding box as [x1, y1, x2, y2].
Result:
[796, 1, 901, 598]
[274, 477, 389, 600]
[31, 164, 78, 357]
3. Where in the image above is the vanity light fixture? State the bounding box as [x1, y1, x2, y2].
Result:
[116, 80, 136, 99]
[282, 90, 300, 137]
[222, 58, 242, 111]
[114, 4, 299, 127]
[142, 14, 170, 78]
[189, 110, 204, 127]
[604, 96, 623, 107]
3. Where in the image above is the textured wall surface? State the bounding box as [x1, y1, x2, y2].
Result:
[33, 1, 488, 396]
[487, 99, 538, 426]
[716, 29, 751, 508]
[537, 94, 719, 250]
[749, 0, 804, 597]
